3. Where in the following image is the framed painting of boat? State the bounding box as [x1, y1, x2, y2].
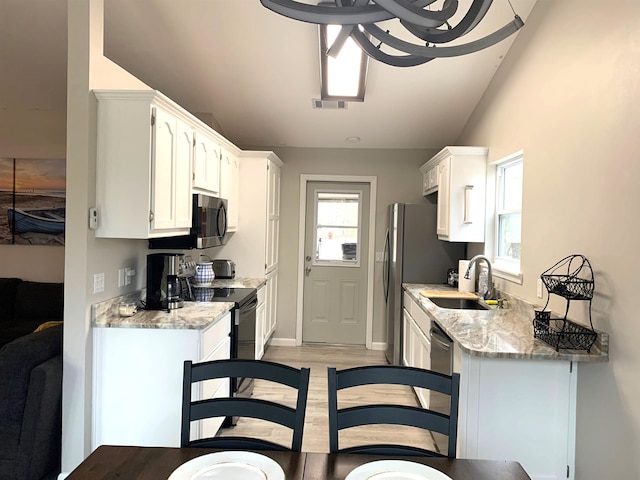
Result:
[0, 158, 66, 246]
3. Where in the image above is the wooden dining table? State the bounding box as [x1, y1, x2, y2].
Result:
[65, 445, 532, 479]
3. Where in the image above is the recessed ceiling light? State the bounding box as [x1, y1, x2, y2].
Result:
[346, 136, 360, 143]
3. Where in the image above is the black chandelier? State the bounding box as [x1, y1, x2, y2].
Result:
[260, 0, 525, 67]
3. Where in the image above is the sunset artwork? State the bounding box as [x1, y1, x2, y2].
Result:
[0, 158, 66, 245]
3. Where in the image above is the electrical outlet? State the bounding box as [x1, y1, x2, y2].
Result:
[93, 273, 105, 293]
[537, 278, 543, 298]
[118, 269, 126, 287]
[125, 267, 136, 286]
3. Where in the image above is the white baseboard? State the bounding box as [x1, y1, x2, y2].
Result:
[267, 337, 387, 351]
[267, 337, 297, 347]
[370, 341, 387, 351]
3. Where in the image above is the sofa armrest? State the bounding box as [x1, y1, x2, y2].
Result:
[15, 355, 62, 480]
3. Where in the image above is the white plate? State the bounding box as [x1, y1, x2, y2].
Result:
[167, 451, 285, 480]
[345, 460, 453, 480]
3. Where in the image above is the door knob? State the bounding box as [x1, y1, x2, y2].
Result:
[305, 266, 311, 275]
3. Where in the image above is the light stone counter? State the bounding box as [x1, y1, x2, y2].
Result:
[404, 283, 608, 362]
[210, 277, 266, 289]
[91, 277, 264, 329]
[92, 296, 233, 329]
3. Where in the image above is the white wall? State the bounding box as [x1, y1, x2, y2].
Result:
[266, 147, 438, 342]
[63, 0, 151, 474]
[457, 1, 640, 478]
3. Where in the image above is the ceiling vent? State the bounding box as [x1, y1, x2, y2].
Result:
[312, 99, 348, 110]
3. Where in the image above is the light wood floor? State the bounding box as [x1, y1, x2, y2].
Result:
[217, 344, 438, 453]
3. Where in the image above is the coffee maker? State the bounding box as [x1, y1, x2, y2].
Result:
[146, 253, 185, 310]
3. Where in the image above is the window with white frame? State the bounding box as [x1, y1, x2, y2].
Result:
[494, 152, 523, 277]
[314, 191, 361, 264]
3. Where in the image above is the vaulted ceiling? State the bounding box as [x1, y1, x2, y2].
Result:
[1, 0, 538, 149]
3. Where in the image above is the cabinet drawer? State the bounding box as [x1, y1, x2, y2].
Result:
[407, 298, 431, 340]
[201, 336, 231, 399]
[257, 285, 266, 306]
[202, 311, 231, 359]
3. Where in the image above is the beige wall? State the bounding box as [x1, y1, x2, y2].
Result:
[457, 1, 640, 478]
[267, 147, 438, 343]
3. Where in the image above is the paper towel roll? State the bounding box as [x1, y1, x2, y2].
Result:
[458, 260, 476, 293]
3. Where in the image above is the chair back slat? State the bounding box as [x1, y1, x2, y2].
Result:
[181, 359, 310, 452]
[328, 365, 460, 458]
[190, 398, 296, 428]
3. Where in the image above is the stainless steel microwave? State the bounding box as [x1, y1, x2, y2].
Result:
[148, 194, 228, 249]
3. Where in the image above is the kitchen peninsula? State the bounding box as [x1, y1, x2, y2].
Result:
[91, 295, 235, 450]
[403, 283, 608, 480]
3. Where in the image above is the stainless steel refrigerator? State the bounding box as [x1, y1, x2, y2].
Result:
[383, 203, 466, 365]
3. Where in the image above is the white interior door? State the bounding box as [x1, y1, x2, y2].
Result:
[302, 181, 370, 345]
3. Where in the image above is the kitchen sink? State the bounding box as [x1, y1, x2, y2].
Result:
[429, 297, 490, 310]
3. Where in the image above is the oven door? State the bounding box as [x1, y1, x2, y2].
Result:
[235, 294, 258, 394]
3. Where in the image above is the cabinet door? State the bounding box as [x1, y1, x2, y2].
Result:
[413, 322, 431, 408]
[436, 157, 451, 237]
[175, 119, 193, 228]
[151, 107, 192, 232]
[266, 161, 281, 272]
[193, 131, 221, 195]
[220, 148, 239, 232]
[265, 269, 278, 339]
[256, 299, 266, 360]
[402, 309, 412, 367]
[151, 107, 177, 231]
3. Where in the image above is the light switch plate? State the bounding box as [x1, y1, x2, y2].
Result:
[94, 273, 105, 293]
[118, 269, 126, 287]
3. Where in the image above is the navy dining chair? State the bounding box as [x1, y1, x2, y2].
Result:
[181, 358, 310, 451]
[328, 365, 460, 457]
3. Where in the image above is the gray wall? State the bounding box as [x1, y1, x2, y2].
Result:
[266, 147, 438, 343]
[456, 1, 640, 478]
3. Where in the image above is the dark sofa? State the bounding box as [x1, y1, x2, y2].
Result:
[0, 278, 64, 348]
[0, 323, 63, 480]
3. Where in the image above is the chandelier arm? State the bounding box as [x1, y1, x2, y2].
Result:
[351, 29, 434, 67]
[373, 0, 458, 28]
[364, 15, 523, 58]
[399, 0, 493, 43]
[259, 0, 396, 25]
[326, 0, 368, 58]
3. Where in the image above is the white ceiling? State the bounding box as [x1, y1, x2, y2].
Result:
[1, 0, 538, 149]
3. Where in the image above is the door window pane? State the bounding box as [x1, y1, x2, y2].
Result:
[315, 192, 360, 262]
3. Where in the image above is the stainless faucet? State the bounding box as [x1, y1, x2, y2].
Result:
[464, 255, 494, 300]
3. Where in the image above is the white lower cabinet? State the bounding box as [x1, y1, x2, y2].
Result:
[265, 269, 278, 339]
[92, 311, 231, 449]
[256, 285, 267, 360]
[402, 292, 431, 408]
[403, 290, 577, 480]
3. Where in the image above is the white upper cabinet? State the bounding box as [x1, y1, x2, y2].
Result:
[94, 89, 242, 239]
[220, 148, 240, 232]
[266, 159, 281, 273]
[421, 146, 488, 243]
[95, 91, 194, 238]
[192, 130, 221, 196]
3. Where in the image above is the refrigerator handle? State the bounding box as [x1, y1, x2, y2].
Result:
[383, 229, 390, 301]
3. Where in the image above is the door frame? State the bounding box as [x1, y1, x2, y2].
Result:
[296, 174, 377, 348]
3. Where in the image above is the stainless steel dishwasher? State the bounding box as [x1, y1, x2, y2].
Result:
[429, 322, 453, 416]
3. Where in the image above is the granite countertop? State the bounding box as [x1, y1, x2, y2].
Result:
[92, 301, 234, 329]
[403, 284, 609, 362]
[210, 277, 266, 289]
[92, 277, 265, 329]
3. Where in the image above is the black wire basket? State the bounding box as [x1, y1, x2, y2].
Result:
[533, 254, 597, 352]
